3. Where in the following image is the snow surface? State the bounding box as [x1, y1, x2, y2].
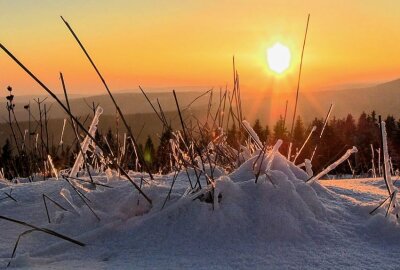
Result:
[1, 154, 400, 269]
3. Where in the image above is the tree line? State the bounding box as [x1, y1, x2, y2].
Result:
[0, 110, 399, 179]
[233, 111, 399, 176]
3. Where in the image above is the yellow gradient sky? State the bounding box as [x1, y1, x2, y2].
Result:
[1, 0, 400, 96]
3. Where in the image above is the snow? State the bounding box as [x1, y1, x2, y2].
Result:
[1, 154, 400, 269]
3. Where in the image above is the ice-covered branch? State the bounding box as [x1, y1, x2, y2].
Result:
[47, 155, 58, 180]
[69, 106, 103, 177]
[59, 118, 67, 145]
[381, 121, 394, 193]
[294, 126, 316, 163]
[265, 139, 283, 173]
[308, 146, 357, 184]
[241, 120, 263, 149]
[370, 144, 376, 178]
[305, 159, 313, 177]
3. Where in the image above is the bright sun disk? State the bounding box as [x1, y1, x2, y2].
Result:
[267, 42, 291, 74]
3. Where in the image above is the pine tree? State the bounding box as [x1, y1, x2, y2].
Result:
[356, 112, 379, 173]
[144, 136, 155, 170]
[1, 139, 14, 179]
[1, 139, 12, 162]
[156, 128, 173, 174]
[385, 115, 399, 169]
[105, 128, 116, 155]
[95, 129, 102, 144]
[227, 123, 238, 148]
[272, 115, 287, 142]
[263, 125, 270, 144]
[370, 110, 377, 123]
[252, 119, 264, 142]
[344, 114, 357, 147]
[293, 116, 305, 148]
[385, 115, 397, 137]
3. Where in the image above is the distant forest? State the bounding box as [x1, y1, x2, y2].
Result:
[258, 111, 400, 176]
[0, 108, 399, 179]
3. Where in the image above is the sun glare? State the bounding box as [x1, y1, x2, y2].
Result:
[267, 42, 291, 74]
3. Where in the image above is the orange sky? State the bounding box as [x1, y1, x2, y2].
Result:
[1, 0, 400, 97]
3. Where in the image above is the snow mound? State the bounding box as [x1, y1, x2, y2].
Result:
[230, 152, 309, 183]
[1, 153, 399, 269]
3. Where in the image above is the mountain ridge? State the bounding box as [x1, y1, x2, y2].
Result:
[0, 78, 399, 124]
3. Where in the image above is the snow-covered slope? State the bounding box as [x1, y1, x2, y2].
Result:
[0, 155, 399, 269]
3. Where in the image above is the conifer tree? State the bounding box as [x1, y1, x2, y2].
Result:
[252, 119, 263, 141]
[1, 139, 13, 179]
[293, 116, 305, 148]
[273, 116, 287, 142]
[156, 128, 173, 174]
[144, 135, 155, 170]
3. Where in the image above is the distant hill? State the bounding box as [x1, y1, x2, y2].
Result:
[0, 109, 207, 149]
[239, 77, 400, 125]
[0, 78, 399, 150]
[0, 78, 399, 126]
[296, 78, 400, 122]
[0, 91, 211, 122]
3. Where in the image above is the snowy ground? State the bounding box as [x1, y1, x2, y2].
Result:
[1, 156, 399, 269]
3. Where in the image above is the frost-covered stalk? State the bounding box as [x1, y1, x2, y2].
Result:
[239, 145, 251, 162]
[381, 121, 394, 192]
[44, 160, 48, 177]
[69, 106, 103, 177]
[35, 133, 39, 150]
[377, 148, 381, 177]
[310, 103, 334, 161]
[370, 144, 376, 178]
[122, 133, 127, 157]
[389, 157, 394, 176]
[60, 188, 80, 214]
[265, 139, 283, 173]
[308, 146, 358, 184]
[294, 126, 316, 163]
[347, 159, 355, 178]
[91, 144, 106, 172]
[22, 129, 28, 150]
[170, 139, 180, 166]
[305, 159, 313, 177]
[47, 155, 58, 180]
[241, 120, 262, 149]
[104, 136, 114, 157]
[380, 121, 398, 216]
[130, 137, 140, 171]
[59, 118, 67, 145]
[287, 142, 292, 160]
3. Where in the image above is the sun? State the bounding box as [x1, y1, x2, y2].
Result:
[267, 42, 291, 74]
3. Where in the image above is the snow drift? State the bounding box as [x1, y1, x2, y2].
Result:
[0, 150, 399, 269]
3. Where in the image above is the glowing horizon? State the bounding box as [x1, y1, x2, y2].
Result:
[1, 1, 400, 97]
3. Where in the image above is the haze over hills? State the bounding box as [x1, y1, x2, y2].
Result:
[0, 78, 399, 126]
[256, 78, 400, 124]
[0, 91, 211, 122]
